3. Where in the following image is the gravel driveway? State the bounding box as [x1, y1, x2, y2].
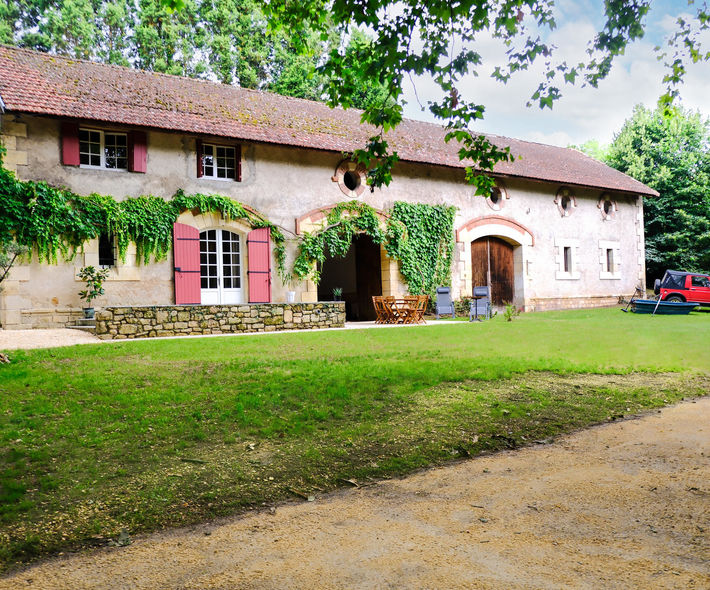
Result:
[2, 397, 708, 589]
[0, 328, 99, 350]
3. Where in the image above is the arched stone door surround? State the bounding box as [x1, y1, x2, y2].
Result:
[456, 215, 534, 308]
[295, 205, 407, 303]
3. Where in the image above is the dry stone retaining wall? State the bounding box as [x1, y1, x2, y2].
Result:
[95, 303, 345, 340]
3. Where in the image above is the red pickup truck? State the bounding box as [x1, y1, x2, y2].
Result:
[654, 270, 710, 306]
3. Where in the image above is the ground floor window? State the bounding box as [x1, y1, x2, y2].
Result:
[200, 229, 243, 304]
[555, 238, 580, 280]
[598, 240, 621, 279]
[98, 233, 116, 267]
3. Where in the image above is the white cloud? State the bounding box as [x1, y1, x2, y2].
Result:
[400, 4, 710, 148]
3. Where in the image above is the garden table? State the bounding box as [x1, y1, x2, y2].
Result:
[372, 295, 428, 324]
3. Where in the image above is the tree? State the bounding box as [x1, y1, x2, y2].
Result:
[605, 104, 710, 280]
[0, 240, 29, 289]
[570, 140, 610, 163]
[259, 0, 709, 194]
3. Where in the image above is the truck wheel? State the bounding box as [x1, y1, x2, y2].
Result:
[666, 295, 684, 303]
[653, 279, 661, 295]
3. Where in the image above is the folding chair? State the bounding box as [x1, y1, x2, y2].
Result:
[469, 286, 491, 321]
[435, 287, 455, 319]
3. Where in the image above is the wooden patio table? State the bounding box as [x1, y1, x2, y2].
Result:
[373, 296, 428, 324]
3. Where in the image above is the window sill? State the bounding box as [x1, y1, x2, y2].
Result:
[79, 165, 127, 172]
[599, 272, 621, 280]
[555, 271, 581, 280]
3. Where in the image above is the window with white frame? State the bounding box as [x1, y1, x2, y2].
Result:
[79, 128, 127, 169]
[598, 240, 621, 279]
[555, 238, 580, 280]
[201, 143, 237, 180]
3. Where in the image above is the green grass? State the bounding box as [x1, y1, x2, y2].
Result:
[1, 307, 709, 570]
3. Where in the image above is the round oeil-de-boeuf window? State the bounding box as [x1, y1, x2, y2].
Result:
[598, 193, 617, 220]
[486, 181, 509, 210]
[555, 187, 577, 217]
[332, 159, 367, 198]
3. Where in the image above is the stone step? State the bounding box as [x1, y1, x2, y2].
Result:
[67, 324, 96, 333]
[75, 317, 97, 326]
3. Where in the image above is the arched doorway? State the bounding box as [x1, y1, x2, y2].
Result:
[200, 229, 244, 304]
[471, 237, 514, 305]
[318, 234, 382, 321]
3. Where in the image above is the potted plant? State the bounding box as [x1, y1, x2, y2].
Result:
[78, 265, 109, 319]
[332, 287, 343, 301]
[284, 274, 297, 303]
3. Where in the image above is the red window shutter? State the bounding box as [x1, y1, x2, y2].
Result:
[247, 227, 271, 303]
[128, 131, 147, 173]
[173, 223, 201, 305]
[235, 144, 242, 181]
[61, 121, 80, 166]
[196, 139, 204, 178]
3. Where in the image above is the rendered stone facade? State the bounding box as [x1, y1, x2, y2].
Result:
[0, 46, 656, 329]
[0, 113, 649, 329]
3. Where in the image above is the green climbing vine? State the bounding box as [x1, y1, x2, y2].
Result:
[386, 202, 456, 295]
[0, 163, 287, 278]
[292, 200, 456, 295]
[0, 146, 454, 294]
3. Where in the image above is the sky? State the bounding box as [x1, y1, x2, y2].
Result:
[400, 0, 710, 148]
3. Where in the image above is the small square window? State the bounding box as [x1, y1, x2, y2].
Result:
[79, 129, 127, 170]
[201, 143, 237, 180]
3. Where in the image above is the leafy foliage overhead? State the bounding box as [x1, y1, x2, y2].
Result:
[262, 0, 708, 194]
[605, 104, 710, 279]
[0, 0, 391, 106]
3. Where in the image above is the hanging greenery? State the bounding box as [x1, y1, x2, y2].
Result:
[292, 200, 456, 295]
[291, 201, 401, 283]
[0, 164, 287, 279]
[0, 149, 455, 293]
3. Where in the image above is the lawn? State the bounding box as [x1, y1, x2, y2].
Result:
[1, 307, 709, 571]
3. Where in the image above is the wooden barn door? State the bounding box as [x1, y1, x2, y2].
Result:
[471, 237, 514, 305]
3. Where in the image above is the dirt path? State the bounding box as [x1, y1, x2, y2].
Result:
[3, 398, 709, 590]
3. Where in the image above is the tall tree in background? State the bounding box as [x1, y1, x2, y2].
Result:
[0, 0, 339, 93]
[606, 105, 710, 280]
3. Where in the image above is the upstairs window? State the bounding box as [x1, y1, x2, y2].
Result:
[79, 129, 127, 170]
[201, 143, 237, 180]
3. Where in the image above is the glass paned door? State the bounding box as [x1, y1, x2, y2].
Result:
[200, 230, 243, 304]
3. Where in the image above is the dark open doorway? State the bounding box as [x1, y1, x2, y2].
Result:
[318, 234, 382, 321]
[471, 236, 515, 305]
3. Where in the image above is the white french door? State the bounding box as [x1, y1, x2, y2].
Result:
[200, 229, 243, 304]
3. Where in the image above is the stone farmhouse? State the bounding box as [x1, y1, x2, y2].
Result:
[0, 45, 656, 333]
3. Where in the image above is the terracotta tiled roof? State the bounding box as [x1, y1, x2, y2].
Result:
[0, 45, 657, 196]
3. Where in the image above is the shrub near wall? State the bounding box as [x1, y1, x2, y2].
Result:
[96, 303, 346, 339]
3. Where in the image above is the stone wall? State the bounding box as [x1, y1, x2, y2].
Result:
[528, 295, 620, 312]
[95, 303, 345, 339]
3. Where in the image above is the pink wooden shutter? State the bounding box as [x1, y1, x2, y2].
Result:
[61, 121, 80, 166]
[173, 223, 201, 305]
[128, 131, 147, 173]
[196, 139, 204, 178]
[247, 227, 271, 303]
